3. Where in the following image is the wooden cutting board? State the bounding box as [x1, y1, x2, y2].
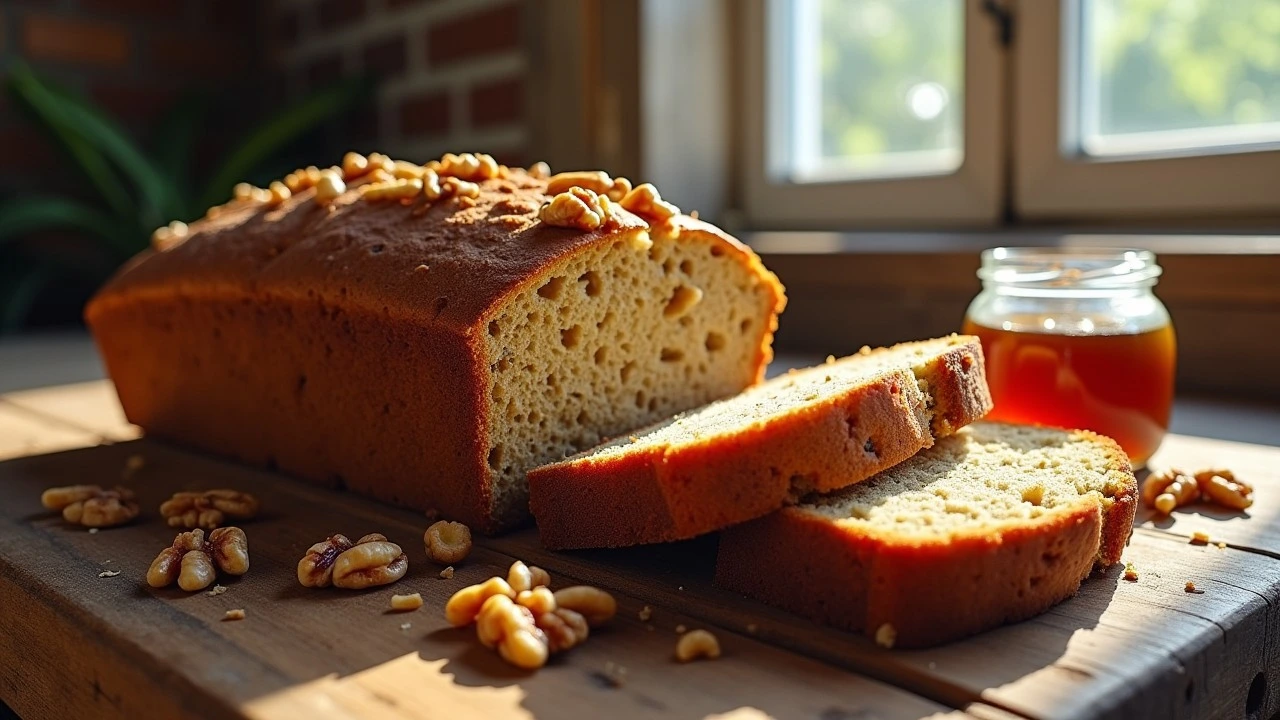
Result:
[2, 380, 1279, 720]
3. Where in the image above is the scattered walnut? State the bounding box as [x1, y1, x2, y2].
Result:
[390, 593, 424, 611]
[298, 534, 355, 588]
[442, 176, 480, 199]
[363, 178, 423, 202]
[223, 609, 246, 621]
[874, 623, 897, 649]
[314, 170, 346, 204]
[422, 169, 443, 200]
[545, 170, 612, 196]
[619, 183, 679, 220]
[1185, 581, 1202, 594]
[638, 605, 653, 622]
[477, 594, 550, 670]
[527, 161, 551, 179]
[331, 533, 409, 590]
[147, 527, 249, 592]
[208, 584, 227, 596]
[446, 576, 516, 626]
[343, 152, 371, 180]
[440, 152, 499, 182]
[160, 489, 259, 530]
[151, 221, 189, 251]
[1123, 563, 1139, 582]
[553, 586, 617, 628]
[539, 187, 615, 231]
[1142, 468, 1199, 514]
[1190, 531, 1211, 545]
[507, 560, 549, 592]
[516, 587, 557, 615]
[1196, 469, 1253, 510]
[536, 607, 589, 653]
[675, 624, 687, 634]
[439, 566, 455, 580]
[233, 182, 255, 201]
[675, 629, 721, 662]
[366, 152, 396, 175]
[42, 485, 139, 528]
[425, 521, 472, 564]
[607, 176, 632, 202]
[98, 570, 120, 578]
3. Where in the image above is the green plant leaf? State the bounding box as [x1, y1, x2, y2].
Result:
[151, 91, 208, 217]
[6, 63, 180, 228]
[0, 196, 140, 260]
[198, 78, 372, 211]
[6, 67, 134, 220]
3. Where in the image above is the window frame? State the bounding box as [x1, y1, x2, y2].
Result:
[739, 0, 1006, 229]
[1013, 0, 1280, 221]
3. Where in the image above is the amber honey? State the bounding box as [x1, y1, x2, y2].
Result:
[962, 318, 1176, 467]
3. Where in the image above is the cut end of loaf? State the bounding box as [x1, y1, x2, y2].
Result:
[481, 226, 782, 528]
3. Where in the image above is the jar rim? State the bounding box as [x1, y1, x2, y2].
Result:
[978, 247, 1162, 290]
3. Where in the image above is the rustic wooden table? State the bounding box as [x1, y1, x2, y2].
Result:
[2, 337, 1279, 720]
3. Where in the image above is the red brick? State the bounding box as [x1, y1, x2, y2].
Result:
[89, 84, 176, 125]
[317, 0, 366, 32]
[398, 90, 450, 137]
[149, 30, 250, 78]
[362, 34, 407, 78]
[426, 3, 520, 68]
[23, 15, 130, 67]
[469, 76, 523, 128]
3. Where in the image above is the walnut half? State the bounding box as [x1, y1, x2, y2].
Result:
[147, 527, 250, 592]
[160, 489, 260, 530]
[331, 533, 409, 590]
[42, 485, 139, 528]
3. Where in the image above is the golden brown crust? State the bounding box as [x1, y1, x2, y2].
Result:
[715, 502, 1102, 648]
[528, 337, 990, 549]
[714, 427, 1137, 648]
[85, 162, 786, 534]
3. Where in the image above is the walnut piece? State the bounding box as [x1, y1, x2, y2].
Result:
[675, 629, 721, 662]
[476, 594, 549, 670]
[507, 560, 551, 593]
[1141, 468, 1199, 514]
[536, 607, 589, 653]
[1195, 468, 1253, 510]
[446, 576, 516, 626]
[160, 489, 259, 530]
[42, 485, 139, 528]
[619, 183, 679, 220]
[424, 520, 472, 564]
[553, 586, 617, 627]
[297, 534, 355, 588]
[330, 533, 409, 590]
[390, 593, 424, 611]
[439, 152, 500, 182]
[539, 187, 615, 231]
[147, 527, 250, 592]
[545, 170, 612, 196]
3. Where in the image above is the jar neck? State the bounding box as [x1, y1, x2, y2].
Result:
[981, 283, 1155, 299]
[978, 247, 1163, 297]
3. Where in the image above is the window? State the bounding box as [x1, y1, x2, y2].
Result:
[741, 0, 1004, 227]
[741, 0, 1280, 227]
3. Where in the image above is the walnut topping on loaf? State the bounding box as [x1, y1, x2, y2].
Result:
[101, 151, 785, 533]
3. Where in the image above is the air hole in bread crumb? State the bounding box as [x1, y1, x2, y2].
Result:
[370, 244, 384, 254]
[561, 325, 582, 349]
[538, 276, 565, 300]
[664, 286, 703, 318]
[740, 318, 753, 334]
[679, 316, 693, 328]
[488, 320, 500, 337]
[705, 332, 726, 352]
[579, 271, 602, 297]
[710, 246, 725, 257]
[680, 260, 694, 275]
[594, 347, 608, 365]
[662, 258, 676, 275]
[661, 348, 684, 362]
[1022, 486, 1044, 506]
[576, 410, 590, 425]
[487, 446, 504, 471]
[620, 362, 636, 383]
[635, 390, 647, 408]
[863, 439, 877, 456]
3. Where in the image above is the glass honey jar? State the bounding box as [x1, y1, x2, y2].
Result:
[962, 248, 1176, 468]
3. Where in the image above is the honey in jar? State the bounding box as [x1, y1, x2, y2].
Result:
[962, 248, 1176, 467]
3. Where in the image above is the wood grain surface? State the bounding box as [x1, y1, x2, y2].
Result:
[1, 380, 1278, 720]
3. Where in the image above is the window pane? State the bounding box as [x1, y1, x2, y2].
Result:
[1078, 0, 1280, 157]
[772, 0, 964, 183]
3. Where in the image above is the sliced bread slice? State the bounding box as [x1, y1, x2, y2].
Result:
[528, 335, 992, 549]
[715, 422, 1138, 648]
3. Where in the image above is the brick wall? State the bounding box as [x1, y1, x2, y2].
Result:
[268, 0, 529, 167]
[0, 0, 261, 194]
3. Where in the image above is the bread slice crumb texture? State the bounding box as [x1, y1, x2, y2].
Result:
[803, 423, 1135, 536]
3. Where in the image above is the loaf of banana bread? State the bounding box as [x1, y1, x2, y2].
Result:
[86, 153, 786, 533]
